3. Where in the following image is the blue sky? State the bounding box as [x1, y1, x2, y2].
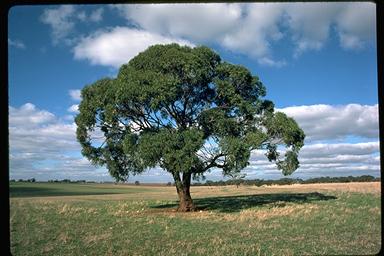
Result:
[8, 3, 380, 182]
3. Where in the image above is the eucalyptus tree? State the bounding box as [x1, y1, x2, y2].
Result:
[75, 44, 305, 211]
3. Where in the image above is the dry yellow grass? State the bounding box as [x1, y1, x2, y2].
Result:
[189, 182, 381, 200]
[270, 182, 381, 194]
[10, 181, 381, 256]
[10, 182, 380, 203]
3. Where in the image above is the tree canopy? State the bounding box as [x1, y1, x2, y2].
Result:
[75, 43, 305, 211]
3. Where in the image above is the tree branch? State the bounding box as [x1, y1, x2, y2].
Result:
[202, 153, 227, 172]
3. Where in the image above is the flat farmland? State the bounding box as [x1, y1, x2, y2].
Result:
[10, 182, 381, 255]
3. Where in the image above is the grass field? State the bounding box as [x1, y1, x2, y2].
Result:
[10, 182, 381, 255]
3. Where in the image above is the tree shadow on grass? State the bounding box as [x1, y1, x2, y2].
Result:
[151, 192, 337, 213]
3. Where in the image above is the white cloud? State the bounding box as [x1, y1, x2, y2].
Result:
[336, 2, 376, 50]
[9, 153, 110, 181]
[9, 103, 56, 127]
[108, 2, 375, 67]
[69, 89, 81, 101]
[299, 142, 379, 158]
[113, 3, 286, 67]
[248, 142, 379, 163]
[67, 104, 79, 113]
[10, 121, 78, 154]
[300, 154, 379, 165]
[278, 104, 379, 142]
[113, 3, 242, 42]
[41, 5, 105, 45]
[258, 57, 287, 68]
[220, 3, 285, 63]
[40, 5, 76, 45]
[73, 27, 194, 68]
[285, 3, 341, 57]
[8, 38, 26, 49]
[246, 102, 380, 179]
[244, 141, 380, 179]
[9, 103, 109, 181]
[286, 2, 376, 55]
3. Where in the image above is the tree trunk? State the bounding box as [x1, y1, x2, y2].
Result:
[173, 172, 196, 212]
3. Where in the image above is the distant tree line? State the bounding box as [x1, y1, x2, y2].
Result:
[9, 179, 96, 183]
[192, 175, 381, 187]
[10, 178, 36, 183]
[46, 179, 96, 183]
[10, 175, 380, 186]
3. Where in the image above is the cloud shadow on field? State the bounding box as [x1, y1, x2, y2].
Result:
[9, 184, 122, 197]
[151, 192, 337, 213]
[9, 186, 123, 197]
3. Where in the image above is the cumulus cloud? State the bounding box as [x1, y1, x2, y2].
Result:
[69, 89, 81, 101]
[40, 5, 76, 45]
[220, 3, 286, 66]
[67, 104, 79, 113]
[9, 103, 56, 127]
[299, 142, 379, 158]
[112, 3, 286, 67]
[284, 3, 339, 57]
[335, 2, 376, 50]
[9, 103, 109, 181]
[10, 116, 78, 155]
[248, 142, 379, 163]
[10, 153, 110, 181]
[41, 5, 104, 45]
[278, 104, 379, 142]
[73, 27, 194, 68]
[286, 2, 375, 55]
[106, 2, 375, 67]
[241, 102, 380, 178]
[244, 141, 380, 179]
[113, 3, 242, 42]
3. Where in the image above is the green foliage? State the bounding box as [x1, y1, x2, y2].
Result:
[75, 43, 305, 182]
